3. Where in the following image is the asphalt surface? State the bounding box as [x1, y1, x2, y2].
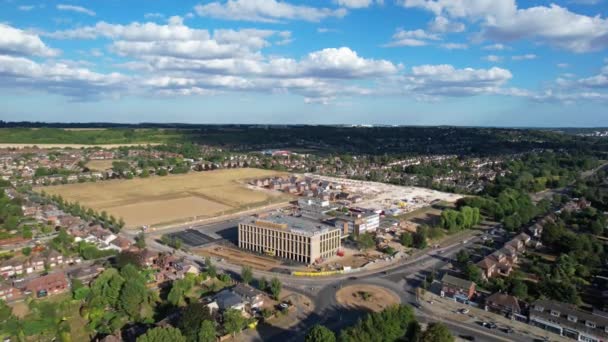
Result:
[144, 222, 532, 341]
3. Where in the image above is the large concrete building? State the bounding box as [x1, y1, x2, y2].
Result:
[334, 210, 380, 236]
[238, 214, 341, 264]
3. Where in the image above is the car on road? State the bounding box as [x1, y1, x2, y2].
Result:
[348, 276, 357, 280]
[459, 308, 469, 314]
[459, 335, 475, 341]
[501, 327, 514, 334]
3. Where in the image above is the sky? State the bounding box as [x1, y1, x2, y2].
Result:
[0, 0, 607, 126]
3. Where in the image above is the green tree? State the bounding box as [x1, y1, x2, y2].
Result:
[198, 320, 216, 342]
[21, 246, 32, 256]
[135, 232, 146, 249]
[305, 324, 336, 342]
[464, 264, 483, 284]
[223, 309, 246, 337]
[511, 279, 528, 299]
[258, 277, 267, 291]
[179, 303, 213, 342]
[241, 266, 253, 285]
[270, 277, 282, 300]
[421, 323, 453, 342]
[356, 233, 376, 250]
[400, 233, 413, 247]
[456, 250, 470, 265]
[137, 327, 186, 342]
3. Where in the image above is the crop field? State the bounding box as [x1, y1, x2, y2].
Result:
[37, 168, 290, 228]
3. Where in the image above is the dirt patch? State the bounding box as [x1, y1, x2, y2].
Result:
[36, 168, 291, 228]
[10, 301, 29, 318]
[336, 285, 400, 312]
[194, 245, 284, 271]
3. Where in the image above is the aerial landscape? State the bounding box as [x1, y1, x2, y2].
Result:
[1, 1, 608, 342]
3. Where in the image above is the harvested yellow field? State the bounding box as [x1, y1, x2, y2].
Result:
[85, 159, 118, 171]
[37, 168, 290, 228]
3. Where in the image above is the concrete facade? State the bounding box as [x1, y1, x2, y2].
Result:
[238, 216, 341, 264]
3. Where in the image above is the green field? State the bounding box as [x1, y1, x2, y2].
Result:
[0, 128, 186, 145]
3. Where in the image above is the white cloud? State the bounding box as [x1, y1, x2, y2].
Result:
[578, 64, 608, 88]
[317, 27, 339, 34]
[18, 5, 35, 11]
[144, 13, 165, 19]
[440, 43, 467, 49]
[194, 0, 347, 23]
[511, 54, 537, 61]
[557, 63, 569, 68]
[384, 28, 440, 47]
[483, 55, 503, 62]
[0, 23, 59, 57]
[0, 55, 126, 99]
[403, 64, 513, 97]
[334, 0, 382, 8]
[399, 0, 608, 53]
[428, 16, 465, 33]
[57, 4, 96, 16]
[483, 43, 508, 51]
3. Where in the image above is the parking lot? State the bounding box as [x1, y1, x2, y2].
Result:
[167, 229, 220, 247]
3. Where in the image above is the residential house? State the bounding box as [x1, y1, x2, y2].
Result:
[441, 274, 476, 300]
[0, 282, 20, 301]
[208, 284, 266, 313]
[486, 292, 521, 316]
[23, 272, 69, 298]
[68, 266, 105, 285]
[529, 299, 608, 342]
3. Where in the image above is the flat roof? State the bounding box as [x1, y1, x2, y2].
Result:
[240, 214, 338, 236]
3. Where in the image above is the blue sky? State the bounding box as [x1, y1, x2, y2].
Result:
[0, 0, 607, 126]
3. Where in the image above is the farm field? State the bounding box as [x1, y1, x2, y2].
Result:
[36, 168, 290, 228]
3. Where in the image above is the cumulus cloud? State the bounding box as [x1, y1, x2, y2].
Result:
[401, 64, 513, 97]
[0, 55, 126, 99]
[428, 16, 465, 33]
[440, 43, 467, 49]
[57, 4, 96, 16]
[399, 0, 608, 53]
[18, 5, 35, 11]
[7, 18, 528, 104]
[511, 54, 537, 61]
[483, 43, 508, 51]
[194, 0, 347, 23]
[384, 28, 440, 47]
[483, 55, 503, 62]
[334, 0, 382, 8]
[578, 64, 608, 88]
[0, 23, 59, 57]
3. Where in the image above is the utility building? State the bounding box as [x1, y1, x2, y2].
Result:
[238, 214, 341, 264]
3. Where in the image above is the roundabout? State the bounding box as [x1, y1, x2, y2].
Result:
[335, 284, 401, 313]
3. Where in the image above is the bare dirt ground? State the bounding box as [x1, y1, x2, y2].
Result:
[336, 285, 401, 312]
[37, 168, 291, 228]
[306, 174, 462, 214]
[0, 143, 158, 149]
[321, 247, 384, 269]
[194, 245, 284, 271]
[10, 301, 29, 318]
